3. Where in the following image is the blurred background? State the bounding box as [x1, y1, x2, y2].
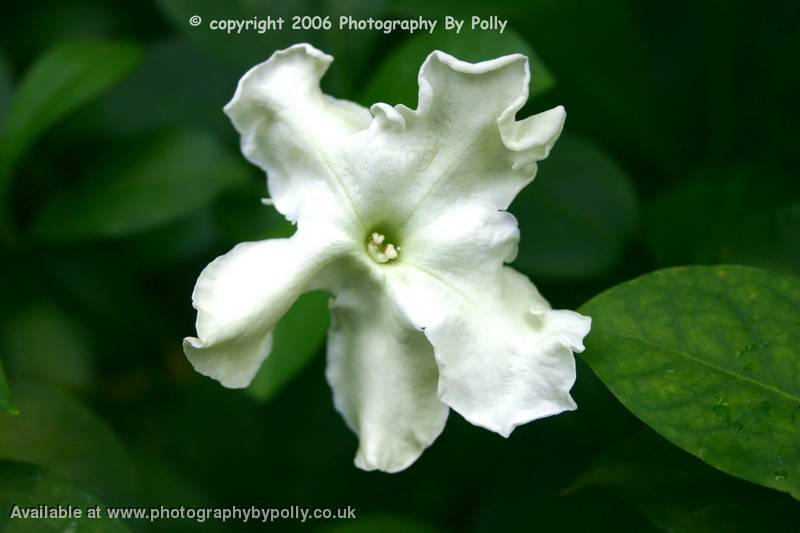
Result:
[0, 0, 798, 531]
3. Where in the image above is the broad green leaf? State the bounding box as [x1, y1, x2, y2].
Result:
[0, 41, 142, 201]
[0, 381, 138, 506]
[247, 291, 330, 401]
[0, 461, 130, 532]
[567, 429, 800, 533]
[1, 299, 93, 390]
[580, 265, 800, 498]
[360, 28, 554, 108]
[33, 129, 249, 241]
[0, 361, 13, 415]
[512, 134, 638, 279]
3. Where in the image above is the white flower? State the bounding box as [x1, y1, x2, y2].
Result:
[183, 43, 591, 473]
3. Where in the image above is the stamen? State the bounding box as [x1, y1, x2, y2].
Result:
[366, 232, 400, 264]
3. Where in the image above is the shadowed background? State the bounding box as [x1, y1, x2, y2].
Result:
[0, 0, 798, 531]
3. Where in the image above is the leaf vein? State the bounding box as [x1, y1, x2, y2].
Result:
[595, 329, 800, 404]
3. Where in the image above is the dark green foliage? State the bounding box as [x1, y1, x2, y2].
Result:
[581, 266, 800, 498]
[0, 1, 798, 532]
[0, 461, 131, 532]
[0, 41, 142, 234]
[513, 134, 638, 280]
[0, 362, 13, 414]
[568, 429, 800, 532]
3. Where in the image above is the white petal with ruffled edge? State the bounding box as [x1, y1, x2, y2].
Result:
[326, 279, 448, 473]
[184, 225, 349, 388]
[334, 51, 565, 230]
[224, 44, 372, 233]
[185, 42, 591, 472]
[388, 265, 590, 437]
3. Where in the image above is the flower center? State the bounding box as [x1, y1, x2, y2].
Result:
[366, 232, 400, 264]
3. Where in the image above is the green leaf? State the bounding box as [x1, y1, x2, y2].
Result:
[567, 429, 800, 533]
[1, 299, 93, 391]
[0, 381, 138, 506]
[33, 129, 249, 241]
[512, 134, 638, 280]
[0, 461, 131, 532]
[247, 291, 330, 401]
[0, 41, 142, 202]
[580, 265, 800, 498]
[360, 27, 554, 108]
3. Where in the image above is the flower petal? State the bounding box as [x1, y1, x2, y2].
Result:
[336, 50, 564, 230]
[368, 51, 586, 436]
[388, 264, 591, 438]
[225, 44, 562, 244]
[224, 43, 372, 230]
[184, 226, 348, 388]
[326, 280, 448, 473]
